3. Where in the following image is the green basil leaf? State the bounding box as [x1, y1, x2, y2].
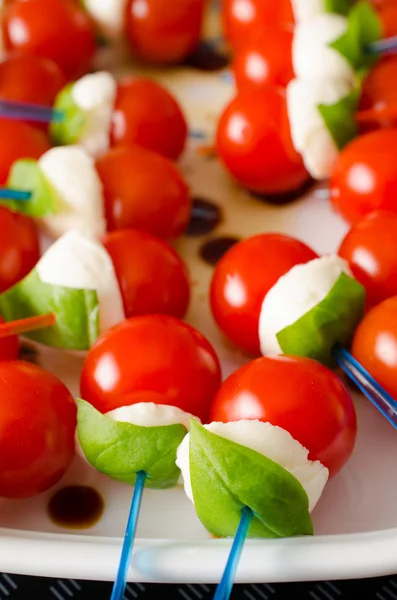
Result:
[3, 159, 58, 218]
[0, 269, 99, 350]
[325, 0, 351, 16]
[189, 420, 313, 539]
[276, 272, 365, 367]
[50, 83, 86, 146]
[330, 1, 382, 70]
[318, 87, 360, 150]
[77, 399, 188, 489]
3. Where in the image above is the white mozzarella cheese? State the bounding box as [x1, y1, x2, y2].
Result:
[176, 420, 329, 513]
[291, 0, 328, 22]
[84, 0, 128, 40]
[71, 72, 117, 157]
[258, 255, 352, 356]
[38, 146, 106, 239]
[106, 402, 194, 431]
[36, 229, 125, 334]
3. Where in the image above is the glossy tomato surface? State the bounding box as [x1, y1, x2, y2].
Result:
[0, 316, 19, 362]
[80, 315, 222, 421]
[339, 210, 397, 307]
[352, 297, 397, 400]
[103, 229, 190, 319]
[210, 233, 318, 355]
[330, 129, 397, 224]
[96, 145, 191, 238]
[378, 2, 397, 37]
[216, 86, 309, 195]
[359, 57, 397, 131]
[3, 0, 96, 80]
[0, 120, 50, 184]
[222, 0, 294, 52]
[0, 361, 77, 498]
[0, 206, 40, 292]
[110, 77, 187, 161]
[210, 355, 357, 477]
[233, 27, 294, 91]
[126, 0, 205, 64]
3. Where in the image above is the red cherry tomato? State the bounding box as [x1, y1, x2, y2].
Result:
[80, 315, 222, 421]
[209, 355, 357, 477]
[0, 120, 50, 185]
[103, 229, 190, 319]
[0, 206, 40, 293]
[378, 2, 397, 37]
[338, 210, 397, 307]
[96, 145, 191, 238]
[111, 78, 187, 161]
[126, 0, 205, 64]
[3, 0, 96, 80]
[233, 27, 294, 91]
[330, 129, 397, 224]
[216, 86, 309, 195]
[210, 233, 318, 355]
[222, 0, 294, 52]
[0, 361, 77, 498]
[358, 57, 397, 132]
[352, 297, 397, 400]
[0, 316, 19, 361]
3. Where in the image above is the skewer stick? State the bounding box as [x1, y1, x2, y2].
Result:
[0, 313, 56, 338]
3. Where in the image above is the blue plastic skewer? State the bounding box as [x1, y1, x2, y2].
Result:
[0, 189, 31, 201]
[368, 36, 397, 55]
[110, 470, 148, 600]
[333, 344, 397, 429]
[213, 506, 253, 600]
[0, 99, 64, 123]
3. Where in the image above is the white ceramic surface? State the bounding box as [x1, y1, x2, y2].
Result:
[1, 37, 396, 585]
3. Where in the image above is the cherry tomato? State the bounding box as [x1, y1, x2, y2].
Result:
[216, 86, 309, 195]
[3, 0, 96, 80]
[210, 233, 318, 355]
[338, 210, 397, 307]
[0, 120, 51, 185]
[0, 361, 77, 498]
[126, 0, 205, 64]
[233, 27, 294, 91]
[330, 129, 397, 224]
[352, 297, 397, 400]
[0, 316, 19, 361]
[209, 355, 357, 477]
[222, 0, 294, 52]
[0, 206, 40, 293]
[96, 145, 191, 238]
[103, 229, 190, 319]
[80, 315, 222, 421]
[111, 78, 187, 161]
[0, 53, 66, 107]
[378, 2, 397, 37]
[358, 56, 397, 132]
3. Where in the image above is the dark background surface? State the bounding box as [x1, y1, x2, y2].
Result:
[1, 574, 397, 599]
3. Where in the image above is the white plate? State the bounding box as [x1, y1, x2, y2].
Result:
[1, 38, 397, 585]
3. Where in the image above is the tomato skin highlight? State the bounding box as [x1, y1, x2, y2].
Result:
[222, 0, 294, 52]
[210, 233, 318, 355]
[0, 120, 50, 185]
[80, 315, 222, 421]
[216, 87, 309, 195]
[103, 229, 190, 319]
[0, 206, 41, 293]
[352, 297, 397, 401]
[338, 210, 397, 308]
[330, 129, 397, 224]
[126, 0, 205, 64]
[110, 78, 187, 161]
[96, 145, 191, 239]
[3, 0, 96, 80]
[0, 361, 77, 498]
[209, 355, 357, 477]
[233, 27, 294, 91]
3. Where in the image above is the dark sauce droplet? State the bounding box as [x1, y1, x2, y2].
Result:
[186, 197, 223, 236]
[48, 486, 104, 529]
[249, 178, 316, 206]
[184, 42, 230, 71]
[200, 236, 241, 266]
